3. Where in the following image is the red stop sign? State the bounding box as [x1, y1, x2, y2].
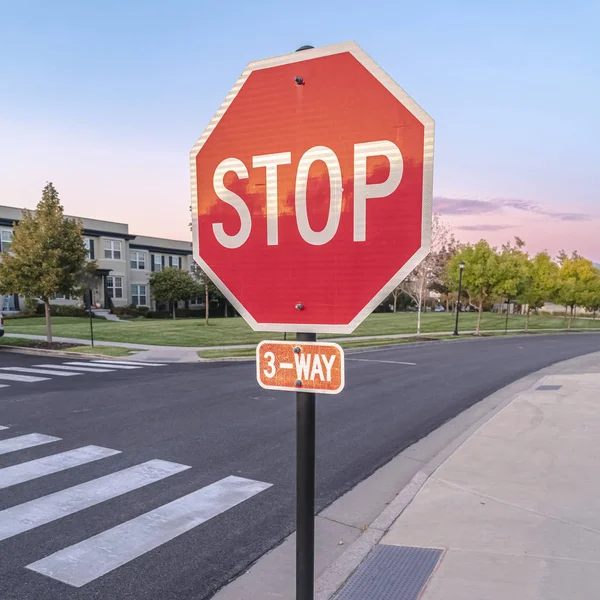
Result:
[190, 42, 434, 334]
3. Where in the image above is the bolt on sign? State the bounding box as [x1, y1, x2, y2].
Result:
[257, 341, 344, 394]
[190, 41, 434, 335]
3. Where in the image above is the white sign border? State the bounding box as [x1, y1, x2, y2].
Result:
[190, 41, 434, 334]
[255, 340, 345, 395]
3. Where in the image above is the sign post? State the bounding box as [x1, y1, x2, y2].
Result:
[190, 41, 433, 599]
[296, 331, 316, 600]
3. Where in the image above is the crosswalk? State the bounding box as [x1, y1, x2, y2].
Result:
[0, 359, 167, 390]
[0, 425, 272, 588]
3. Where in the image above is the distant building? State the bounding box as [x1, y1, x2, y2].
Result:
[0, 205, 196, 313]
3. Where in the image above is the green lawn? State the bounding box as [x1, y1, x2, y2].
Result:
[3, 311, 600, 347]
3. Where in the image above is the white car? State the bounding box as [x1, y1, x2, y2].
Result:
[0, 313, 4, 337]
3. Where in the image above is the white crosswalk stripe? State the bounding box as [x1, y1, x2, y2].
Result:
[27, 475, 272, 587]
[0, 459, 190, 542]
[0, 359, 165, 389]
[0, 373, 49, 383]
[91, 360, 166, 367]
[0, 445, 121, 490]
[33, 363, 115, 373]
[65, 361, 141, 370]
[0, 426, 272, 588]
[0, 433, 61, 456]
[1, 366, 82, 377]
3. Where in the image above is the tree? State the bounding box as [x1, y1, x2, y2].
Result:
[397, 214, 455, 334]
[189, 261, 222, 325]
[494, 238, 530, 320]
[518, 252, 559, 330]
[556, 254, 599, 328]
[447, 240, 501, 335]
[580, 266, 600, 320]
[0, 183, 90, 342]
[149, 268, 202, 319]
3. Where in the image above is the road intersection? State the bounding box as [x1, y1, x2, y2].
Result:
[1, 333, 599, 599]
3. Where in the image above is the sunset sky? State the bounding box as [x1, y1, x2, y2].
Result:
[1, 0, 597, 260]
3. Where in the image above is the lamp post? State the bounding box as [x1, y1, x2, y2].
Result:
[453, 261, 465, 336]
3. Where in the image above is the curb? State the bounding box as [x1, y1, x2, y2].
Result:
[313, 349, 600, 600]
[196, 330, 600, 362]
[0, 345, 138, 360]
[315, 471, 429, 600]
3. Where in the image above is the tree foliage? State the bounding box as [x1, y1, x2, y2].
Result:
[447, 240, 502, 334]
[149, 267, 202, 319]
[518, 252, 559, 329]
[0, 182, 91, 342]
[556, 254, 600, 328]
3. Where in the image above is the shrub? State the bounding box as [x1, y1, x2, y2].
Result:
[144, 309, 204, 319]
[35, 304, 90, 317]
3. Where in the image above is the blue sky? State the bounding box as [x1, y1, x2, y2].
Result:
[1, 0, 598, 258]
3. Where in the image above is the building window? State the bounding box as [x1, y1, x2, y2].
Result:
[167, 256, 183, 269]
[130, 251, 147, 270]
[153, 254, 163, 272]
[1, 230, 13, 253]
[104, 239, 122, 260]
[131, 284, 147, 306]
[83, 238, 95, 259]
[54, 293, 71, 300]
[106, 276, 123, 299]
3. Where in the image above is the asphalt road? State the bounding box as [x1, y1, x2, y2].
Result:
[0, 333, 599, 600]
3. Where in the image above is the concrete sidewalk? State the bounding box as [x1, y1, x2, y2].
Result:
[329, 352, 600, 599]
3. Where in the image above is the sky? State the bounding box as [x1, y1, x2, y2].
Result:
[0, 0, 598, 260]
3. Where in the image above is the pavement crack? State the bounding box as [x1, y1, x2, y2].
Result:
[433, 477, 600, 537]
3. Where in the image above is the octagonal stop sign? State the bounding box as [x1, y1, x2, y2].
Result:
[190, 42, 434, 334]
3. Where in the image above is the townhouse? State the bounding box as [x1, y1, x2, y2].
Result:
[0, 205, 195, 312]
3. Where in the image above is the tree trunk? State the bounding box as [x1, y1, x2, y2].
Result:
[172, 302, 176, 320]
[44, 299, 53, 343]
[476, 299, 484, 335]
[393, 295, 398, 313]
[224, 301, 228, 318]
[525, 308, 530, 332]
[416, 270, 427, 335]
[445, 297, 449, 312]
[205, 282, 209, 326]
[568, 305, 573, 329]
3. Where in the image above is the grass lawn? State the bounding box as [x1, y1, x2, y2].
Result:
[4, 311, 599, 348]
[198, 334, 455, 359]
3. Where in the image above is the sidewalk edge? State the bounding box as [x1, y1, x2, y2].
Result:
[314, 369, 557, 599]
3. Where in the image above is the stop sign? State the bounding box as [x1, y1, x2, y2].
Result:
[190, 42, 434, 334]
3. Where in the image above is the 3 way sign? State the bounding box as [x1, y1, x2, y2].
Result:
[257, 341, 344, 394]
[190, 41, 434, 334]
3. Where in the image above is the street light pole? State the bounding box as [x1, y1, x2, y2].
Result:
[453, 262, 465, 336]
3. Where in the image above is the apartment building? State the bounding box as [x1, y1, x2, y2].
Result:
[0, 205, 194, 313]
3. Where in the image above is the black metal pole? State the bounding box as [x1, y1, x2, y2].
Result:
[453, 268, 464, 336]
[88, 289, 94, 347]
[505, 297, 510, 334]
[296, 331, 316, 600]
